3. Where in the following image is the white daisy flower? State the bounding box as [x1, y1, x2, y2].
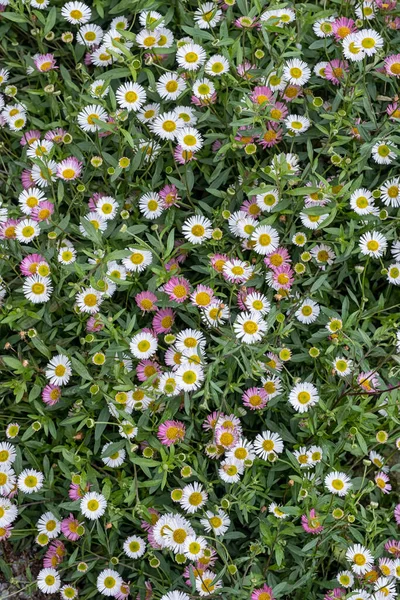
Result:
[138, 192, 165, 219]
[150, 111, 184, 140]
[295, 298, 320, 324]
[138, 10, 163, 27]
[176, 362, 204, 391]
[37, 568, 61, 594]
[158, 372, 179, 396]
[91, 47, 114, 67]
[285, 114, 311, 134]
[201, 301, 230, 327]
[256, 189, 279, 212]
[81, 491, 107, 520]
[245, 292, 271, 315]
[77, 24, 104, 46]
[312, 17, 335, 37]
[26, 139, 53, 160]
[250, 225, 279, 255]
[122, 248, 152, 272]
[37, 512, 61, 539]
[350, 188, 377, 215]
[174, 106, 197, 125]
[325, 471, 352, 496]
[179, 482, 208, 514]
[89, 79, 109, 98]
[182, 215, 212, 244]
[130, 331, 158, 360]
[355, 0, 376, 19]
[58, 246, 77, 265]
[176, 42, 207, 71]
[156, 26, 175, 48]
[17, 468, 44, 494]
[288, 382, 319, 412]
[23, 275, 52, 304]
[356, 28, 383, 56]
[80, 211, 107, 236]
[283, 58, 311, 85]
[342, 33, 365, 62]
[116, 82, 146, 112]
[15, 219, 40, 243]
[123, 535, 146, 559]
[102, 442, 126, 468]
[96, 196, 118, 220]
[156, 73, 186, 100]
[61, 1, 91, 24]
[200, 510, 230, 536]
[163, 514, 195, 552]
[359, 231, 387, 258]
[337, 570, 354, 588]
[0, 498, 18, 527]
[103, 28, 133, 54]
[233, 311, 267, 344]
[194, 2, 222, 28]
[254, 430, 284, 459]
[299, 212, 329, 230]
[0, 466, 16, 496]
[107, 261, 127, 281]
[205, 54, 230, 76]
[183, 535, 208, 560]
[269, 502, 288, 518]
[45, 354, 72, 386]
[136, 28, 161, 49]
[0, 443, 16, 467]
[346, 544, 374, 574]
[218, 458, 244, 483]
[387, 263, 400, 285]
[175, 328, 206, 355]
[372, 141, 397, 165]
[60, 585, 78, 600]
[76, 287, 102, 314]
[261, 374, 282, 398]
[314, 61, 329, 77]
[176, 127, 204, 151]
[77, 104, 109, 132]
[380, 178, 400, 207]
[192, 78, 215, 99]
[333, 357, 353, 377]
[374, 576, 396, 598]
[137, 103, 160, 123]
[96, 569, 122, 596]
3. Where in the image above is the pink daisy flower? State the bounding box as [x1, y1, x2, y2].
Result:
[157, 420, 186, 446]
[31, 200, 54, 222]
[163, 276, 191, 303]
[210, 253, 229, 273]
[140, 508, 160, 532]
[394, 504, 400, 525]
[42, 384, 62, 406]
[57, 157, 83, 181]
[191, 284, 214, 307]
[387, 102, 400, 119]
[136, 360, 160, 382]
[20, 130, 41, 146]
[203, 411, 225, 431]
[250, 85, 273, 105]
[325, 60, 349, 85]
[135, 291, 158, 312]
[0, 525, 12, 541]
[235, 15, 259, 28]
[257, 122, 283, 148]
[20, 253, 47, 276]
[116, 582, 130, 600]
[324, 589, 346, 600]
[34, 53, 57, 72]
[240, 198, 262, 219]
[332, 17, 357, 40]
[385, 539, 400, 556]
[375, 471, 392, 494]
[265, 264, 294, 291]
[264, 247, 291, 269]
[152, 308, 175, 334]
[269, 102, 289, 122]
[159, 184, 180, 207]
[43, 540, 66, 568]
[0, 219, 19, 240]
[357, 371, 379, 393]
[301, 509, 324, 534]
[174, 144, 197, 164]
[242, 387, 268, 410]
[237, 287, 257, 311]
[21, 169, 35, 189]
[251, 585, 275, 600]
[215, 426, 239, 449]
[237, 60, 256, 79]
[88, 192, 106, 210]
[281, 85, 303, 102]
[61, 515, 83, 541]
[68, 482, 89, 500]
[45, 128, 68, 143]
[86, 315, 104, 332]
[191, 92, 217, 106]
[384, 53, 400, 77]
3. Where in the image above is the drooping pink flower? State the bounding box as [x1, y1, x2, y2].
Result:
[324, 589, 346, 600]
[215, 426, 239, 449]
[68, 482, 89, 501]
[42, 384, 62, 406]
[394, 504, 400, 525]
[116, 582, 130, 600]
[43, 540, 66, 568]
[20, 253, 47, 276]
[357, 371, 379, 393]
[21, 169, 35, 189]
[135, 291, 158, 312]
[281, 84, 303, 102]
[236, 287, 257, 311]
[163, 276, 191, 303]
[86, 314, 104, 332]
[191, 92, 217, 106]
[235, 15, 259, 28]
[251, 585, 275, 600]
[325, 60, 349, 85]
[269, 102, 289, 122]
[301, 509, 324, 534]
[375, 471, 392, 494]
[140, 508, 160, 532]
[387, 102, 400, 119]
[1, 219, 20, 240]
[203, 411, 225, 431]
[174, 145, 197, 164]
[136, 581, 153, 600]
[157, 420, 186, 446]
[45, 128, 68, 143]
[332, 17, 357, 40]
[237, 60, 256, 79]
[61, 514, 83, 541]
[242, 387, 268, 410]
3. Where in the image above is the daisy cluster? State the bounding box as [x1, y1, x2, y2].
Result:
[0, 0, 400, 599]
